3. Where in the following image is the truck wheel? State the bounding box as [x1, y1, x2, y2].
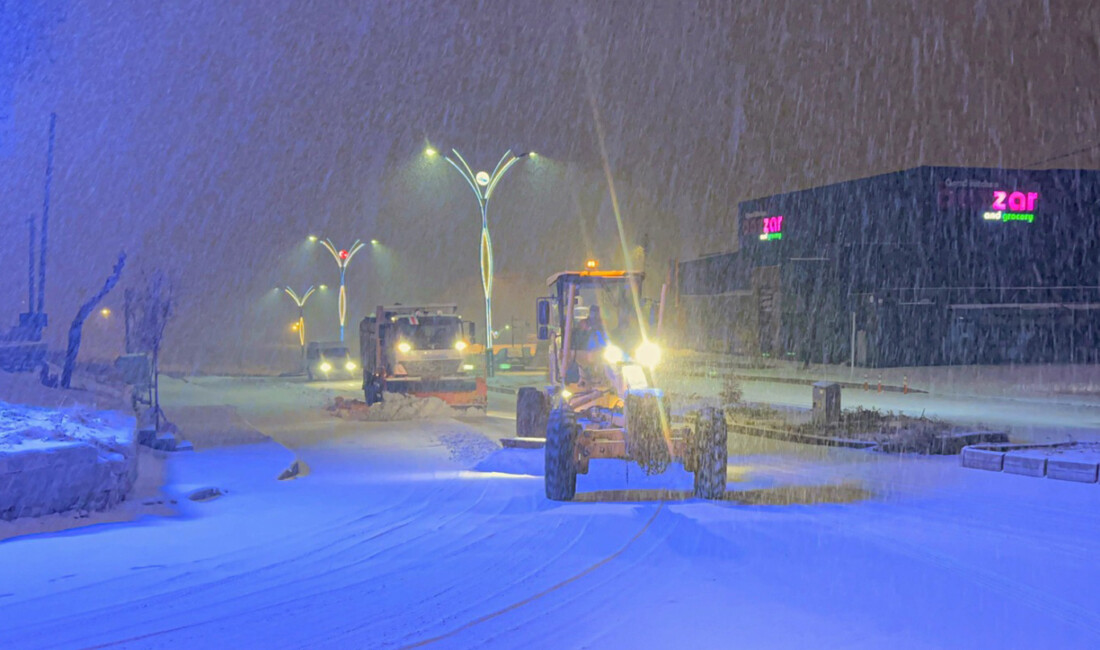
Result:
[545, 408, 578, 501]
[692, 407, 728, 499]
[516, 387, 549, 438]
[364, 377, 383, 405]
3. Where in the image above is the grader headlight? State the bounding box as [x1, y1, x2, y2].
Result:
[603, 344, 624, 365]
[635, 341, 661, 368]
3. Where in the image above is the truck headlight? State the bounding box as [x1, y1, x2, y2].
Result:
[345, 361, 356, 371]
[634, 341, 661, 368]
[397, 342, 412, 353]
[602, 344, 624, 364]
[320, 362, 332, 372]
[454, 340, 467, 351]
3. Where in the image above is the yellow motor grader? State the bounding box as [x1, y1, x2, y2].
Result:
[515, 265, 728, 501]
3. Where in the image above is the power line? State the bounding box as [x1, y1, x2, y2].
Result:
[1026, 140, 1100, 168]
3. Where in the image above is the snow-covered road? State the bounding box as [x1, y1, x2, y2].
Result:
[2, 376, 1100, 649]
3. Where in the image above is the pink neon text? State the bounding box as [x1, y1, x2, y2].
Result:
[991, 191, 1038, 212]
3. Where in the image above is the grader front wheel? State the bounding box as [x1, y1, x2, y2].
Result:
[545, 408, 579, 501]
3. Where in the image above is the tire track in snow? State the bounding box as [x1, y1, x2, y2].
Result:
[63, 480, 499, 650]
[6, 481, 443, 634]
[398, 502, 665, 648]
[469, 506, 682, 649]
[324, 501, 595, 644]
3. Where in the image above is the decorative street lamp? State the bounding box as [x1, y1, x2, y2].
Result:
[314, 238, 365, 342]
[429, 147, 530, 376]
[283, 286, 315, 369]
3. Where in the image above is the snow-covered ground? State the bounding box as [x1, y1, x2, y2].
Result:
[1, 375, 1099, 648]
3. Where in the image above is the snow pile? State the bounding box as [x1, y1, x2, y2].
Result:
[438, 431, 498, 465]
[328, 393, 456, 422]
[1, 400, 137, 521]
[0, 400, 133, 452]
[473, 448, 544, 476]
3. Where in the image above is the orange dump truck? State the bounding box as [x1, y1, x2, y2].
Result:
[358, 304, 487, 409]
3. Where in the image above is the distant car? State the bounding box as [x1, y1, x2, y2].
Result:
[305, 341, 357, 381]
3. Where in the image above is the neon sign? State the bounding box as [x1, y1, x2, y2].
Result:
[759, 215, 783, 241]
[983, 190, 1038, 223]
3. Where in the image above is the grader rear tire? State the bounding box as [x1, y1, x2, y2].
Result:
[516, 387, 550, 438]
[692, 407, 728, 499]
[545, 408, 579, 501]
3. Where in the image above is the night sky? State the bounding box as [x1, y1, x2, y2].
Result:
[2, 0, 1098, 370]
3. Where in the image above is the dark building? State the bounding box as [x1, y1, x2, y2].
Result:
[677, 166, 1100, 367]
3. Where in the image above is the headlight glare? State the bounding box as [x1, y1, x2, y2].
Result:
[397, 342, 412, 353]
[602, 344, 624, 364]
[320, 362, 332, 372]
[635, 341, 661, 368]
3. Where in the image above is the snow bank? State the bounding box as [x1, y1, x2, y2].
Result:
[0, 400, 137, 520]
[438, 431, 498, 465]
[329, 393, 457, 422]
[473, 448, 544, 476]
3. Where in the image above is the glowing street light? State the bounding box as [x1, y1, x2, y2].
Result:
[283, 285, 316, 368]
[313, 238, 365, 342]
[429, 146, 530, 376]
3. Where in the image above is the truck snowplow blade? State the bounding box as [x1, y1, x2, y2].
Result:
[385, 377, 488, 408]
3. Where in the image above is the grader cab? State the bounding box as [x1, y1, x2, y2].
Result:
[515, 267, 728, 501]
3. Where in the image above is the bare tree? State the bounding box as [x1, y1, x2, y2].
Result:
[60, 252, 126, 388]
[124, 270, 174, 430]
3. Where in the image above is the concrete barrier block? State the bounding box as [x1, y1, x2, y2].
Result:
[961, 447, 1004, 471]
[0, 434, 139, 520]
[1003, 453, 1047, 478]
[1047, 459, 1099, 484]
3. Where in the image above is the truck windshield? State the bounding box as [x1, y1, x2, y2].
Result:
[393, 317, 463, 350]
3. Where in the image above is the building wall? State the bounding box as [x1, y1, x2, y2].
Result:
[679, 166, 1100, 366]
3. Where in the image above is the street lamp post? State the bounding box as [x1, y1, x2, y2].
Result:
[315, 238, 365, 342]
[431, 147, 529, 377]
[283, 286, 316, 371]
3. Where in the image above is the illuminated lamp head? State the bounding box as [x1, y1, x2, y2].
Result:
[585, 259, 599, 270]
[339, 249, 349, 260]
[476, 171, 491, 186]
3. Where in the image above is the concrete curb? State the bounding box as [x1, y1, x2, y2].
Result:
[1003, 454, 1046, 477]
[1046, 458, 1099, 483]
[666, 367, 924, 394]
[726, 422, 878, 449]
[960, 447, 1005, 471]
[961, 441, 1098, 484]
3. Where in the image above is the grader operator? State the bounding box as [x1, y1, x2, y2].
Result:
[515, 265, 728, 501]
